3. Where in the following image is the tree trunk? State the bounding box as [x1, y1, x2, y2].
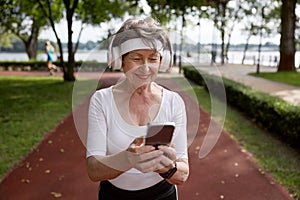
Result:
[179, 14, 185, 74]
[31, 24, 39, 59]
[219, 2, 227, 65]
[278, 0, 296, 71]
[242, 33, 251, 65]
[22, 21, 40, 60]
[57, 38, 65, 74]
[63, 0, 77, 81]
[225, 31, 231, 63]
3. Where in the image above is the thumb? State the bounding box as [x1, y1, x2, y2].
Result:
[132, 137, 145, 146]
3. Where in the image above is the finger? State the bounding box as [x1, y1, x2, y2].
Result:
[155, 162, 166, 172]
[136, 156, 163, 173]
[158, 155, 173, 168]
[136, 150, 163, 163]
[126, 149, 163, 167]
[155, 163, 170, 173]
[158, 146, 176, 161]
[132, 137, 145, 146]
[128, 144, 154, 153]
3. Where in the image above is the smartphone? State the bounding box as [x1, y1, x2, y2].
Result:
[145, 122, 175, 149]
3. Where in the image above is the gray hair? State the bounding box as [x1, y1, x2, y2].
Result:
[112, 17, 172, 52]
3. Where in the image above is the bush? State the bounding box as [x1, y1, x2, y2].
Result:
[0, 60, 109, 72]
[183, 66, 300, 149]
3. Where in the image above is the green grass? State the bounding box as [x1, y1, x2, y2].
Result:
[1, 75, 299, 198]
[187, 83, 300, 199]
[0, 76, 95, 179]
[172, 77, 300, 198]
[250, 71, 300, 87]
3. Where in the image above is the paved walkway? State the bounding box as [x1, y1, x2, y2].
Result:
[195, 63, 300, 106]
[0, 69, 295, 199]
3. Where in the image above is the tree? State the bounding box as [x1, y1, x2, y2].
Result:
[223, 2, 243, 63]
[241, 23, 259, 64]
[38, 0, 133, 81]
[0, 0, 49, 59]
[0, 32, 16, 48]
[278, 0, 297, 71]
[207, 0, 230, 65]
[146, 0, 206, 72]
[238, 0, 280, 66]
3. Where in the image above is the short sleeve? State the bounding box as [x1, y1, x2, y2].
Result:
[86, 92, 108, 157]
[171, 93, 188, 160]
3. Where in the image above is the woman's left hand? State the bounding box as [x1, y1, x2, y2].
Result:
[154, 144, 177, 173]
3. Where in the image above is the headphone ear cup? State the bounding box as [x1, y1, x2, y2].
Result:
[159, 50, 172, 72]
[108, 36, 122, 70]
[113, 56, 122, 70]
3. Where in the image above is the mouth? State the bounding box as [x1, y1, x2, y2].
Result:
[135, 73, 151, 80]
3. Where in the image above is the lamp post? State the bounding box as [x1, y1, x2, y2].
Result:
[197, 21, 201, 64]
[256, 6, 265, 74]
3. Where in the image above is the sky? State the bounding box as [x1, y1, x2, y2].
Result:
[38, 0, 292, 46]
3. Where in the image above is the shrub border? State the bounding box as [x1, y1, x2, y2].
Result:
[0, 61, 110, 72]
[183, 66, 300, 149]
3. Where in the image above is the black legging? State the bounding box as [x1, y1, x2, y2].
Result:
[98, 180, 177, 200]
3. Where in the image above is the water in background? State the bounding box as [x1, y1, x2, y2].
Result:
[0, 50, 299, 68]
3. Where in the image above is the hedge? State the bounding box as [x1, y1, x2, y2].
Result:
[183, 66, 300, 149]
[0, 60, 109, 72]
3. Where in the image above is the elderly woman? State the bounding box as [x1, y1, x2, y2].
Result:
[86, 17, 189, 200]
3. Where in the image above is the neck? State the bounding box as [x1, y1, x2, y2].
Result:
[117, 79, 153, 95]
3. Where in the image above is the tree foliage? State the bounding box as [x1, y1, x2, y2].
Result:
[37, 0, 136, 81]
[0, 0, 53, 59]
[146, 0, 206, 72]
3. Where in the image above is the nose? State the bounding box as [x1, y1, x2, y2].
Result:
[140, 60, 150, 72]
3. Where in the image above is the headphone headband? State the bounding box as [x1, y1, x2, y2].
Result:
[113, 38, 163, 56]
[108, 37, 172, 72]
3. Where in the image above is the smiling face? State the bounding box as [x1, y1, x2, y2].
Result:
[122, 49, 161, 88]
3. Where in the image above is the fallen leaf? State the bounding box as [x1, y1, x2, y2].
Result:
[58, 175, 65, 181]
[21, 179, 30, 183]
[50, 192, 62, 198]
[258, 168, 265, 174]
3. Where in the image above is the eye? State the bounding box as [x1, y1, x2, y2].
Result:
[149, 57, 160, 62]
[132, 57, 142, 61]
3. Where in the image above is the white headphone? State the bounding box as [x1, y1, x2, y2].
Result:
[107, 36, 173, 72]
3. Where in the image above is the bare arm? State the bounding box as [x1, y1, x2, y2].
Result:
[86, 151, 131, 182]
[155, 145, 189, 185]
[166, 158, 189, 185]
[87, 145, 164, 182]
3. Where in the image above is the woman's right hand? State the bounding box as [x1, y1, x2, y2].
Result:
[126, 139, 164, 173]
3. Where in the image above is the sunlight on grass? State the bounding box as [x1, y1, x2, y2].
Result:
[250, 71, 300, 87]
[188, 83, 300, 198]
[0, 76, 94, 179]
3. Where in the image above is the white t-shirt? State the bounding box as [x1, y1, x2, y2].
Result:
[87, 85, 188, 190]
